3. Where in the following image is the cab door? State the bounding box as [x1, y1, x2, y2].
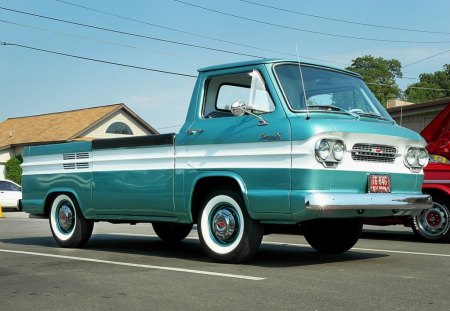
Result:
[178, 66, 292, 215]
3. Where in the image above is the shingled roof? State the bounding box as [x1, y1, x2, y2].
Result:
[0, 103, 158, 150]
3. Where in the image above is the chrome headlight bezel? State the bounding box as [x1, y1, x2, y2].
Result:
[404, 147, 428, 172]
[315, 139, 346, 168]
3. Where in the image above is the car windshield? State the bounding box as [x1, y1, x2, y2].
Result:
[273, 63, 392, 121]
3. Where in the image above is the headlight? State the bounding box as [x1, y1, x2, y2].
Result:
[404, 147, 428, 172]
[332, 141, 345, 161]
[405, 149, 417, 166]
[418, 149, 429, 167]
[315, 139, 345, 167]
[318, 140, 330, 160]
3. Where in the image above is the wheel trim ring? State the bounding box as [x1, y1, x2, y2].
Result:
[57, 202, 75, 233]
[210, 204, 240, 245]
[417, 203, 449, 236]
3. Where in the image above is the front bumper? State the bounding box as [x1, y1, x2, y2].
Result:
[305, 193, 432, 211]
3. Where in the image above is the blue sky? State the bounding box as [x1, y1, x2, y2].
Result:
[1, 0, 449, 133]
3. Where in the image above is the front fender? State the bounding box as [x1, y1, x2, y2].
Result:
[187, 171, 250, 222]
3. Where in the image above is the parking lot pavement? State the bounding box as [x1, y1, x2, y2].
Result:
[1, 211, 449, 311]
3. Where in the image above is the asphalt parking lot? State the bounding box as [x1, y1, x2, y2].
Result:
[1, 210, 449, 311]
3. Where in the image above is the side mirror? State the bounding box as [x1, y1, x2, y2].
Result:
[231, 100, 247, 117]
[230, 100, 268, 126]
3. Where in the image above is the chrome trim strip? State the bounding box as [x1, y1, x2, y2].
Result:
[423, 180, 450, 184]
[305, 193, 432, 210]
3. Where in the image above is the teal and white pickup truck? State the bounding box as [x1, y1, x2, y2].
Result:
[21, 59, 432, 263]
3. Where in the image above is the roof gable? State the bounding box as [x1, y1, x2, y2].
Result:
[0, 103, 157, 149]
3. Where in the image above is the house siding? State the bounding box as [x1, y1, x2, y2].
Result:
[82, 111, 150, 138]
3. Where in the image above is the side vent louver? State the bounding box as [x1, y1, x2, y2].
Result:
[63, 163, 76, 170]
[62, 152, 90, 170]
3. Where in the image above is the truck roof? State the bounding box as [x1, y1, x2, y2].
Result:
[198, 58, 360, 78]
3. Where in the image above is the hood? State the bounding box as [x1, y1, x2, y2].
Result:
[421, 103, 450, 160]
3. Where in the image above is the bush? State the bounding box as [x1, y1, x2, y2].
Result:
[5, 155, 23, 185]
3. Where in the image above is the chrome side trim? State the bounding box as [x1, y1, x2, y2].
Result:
[423, 180, 450, 184]
[305, 193, 432, 210]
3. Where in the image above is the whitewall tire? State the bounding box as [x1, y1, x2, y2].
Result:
[49, 194, 93, 248]
[198, 189, 263, 263]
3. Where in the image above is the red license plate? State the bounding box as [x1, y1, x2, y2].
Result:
[369, 175, 391, 193]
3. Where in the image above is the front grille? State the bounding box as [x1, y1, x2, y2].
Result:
[351, 144, 398, 163]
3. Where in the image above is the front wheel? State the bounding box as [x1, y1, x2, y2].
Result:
[198, 189, 263, 263]
[412, 198, 450, 242]
[49, 194, 93, 248]
[303, 219, 362, 254]
[152, 223, 193, 242]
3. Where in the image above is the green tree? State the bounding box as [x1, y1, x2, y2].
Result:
[5, 155, 23, 185]
[405, 64, 450, 102]
[346, 55, 402, 107]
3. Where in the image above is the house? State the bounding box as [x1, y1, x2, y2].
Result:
[0, 103, 158, 178]
[387, 97, 450, 133]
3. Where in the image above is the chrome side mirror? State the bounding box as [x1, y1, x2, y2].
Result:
[231, 100, 246, 117]
[230, 100, 268, 126]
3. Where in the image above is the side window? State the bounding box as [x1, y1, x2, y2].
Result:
[203, 71, 275, 118]
[0, 181, 20, 191]
[216, 85, 249, 111]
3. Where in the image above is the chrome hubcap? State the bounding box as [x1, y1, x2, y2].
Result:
[58, 203, 74, 232]
[418, 203, 449, 236]
[212, 208, 237, 242]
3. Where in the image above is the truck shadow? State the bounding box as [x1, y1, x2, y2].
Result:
[0, 234, 387, 268]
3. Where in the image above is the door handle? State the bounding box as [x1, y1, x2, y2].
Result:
[187, 129, 204, 135]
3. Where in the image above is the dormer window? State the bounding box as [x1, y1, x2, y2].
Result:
[105, 122, 133, 135]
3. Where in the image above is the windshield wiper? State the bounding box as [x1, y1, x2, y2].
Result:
[307, 104, 359, 118]
[352, 111, 383, 119]
[308, 104, 345, 111]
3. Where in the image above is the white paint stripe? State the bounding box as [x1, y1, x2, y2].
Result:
[110, 233, 450, 258]
[0, 249, 265, 281]
[262, 241, 450, 258]
[351, 247, 450, 257]
[23, 137, 422, 176]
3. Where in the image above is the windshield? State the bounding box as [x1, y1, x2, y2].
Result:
[273, 63, 392, 121]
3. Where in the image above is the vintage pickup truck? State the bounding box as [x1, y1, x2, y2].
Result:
[21, 59, 432, 263]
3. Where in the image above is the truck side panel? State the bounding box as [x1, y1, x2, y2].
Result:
[91, 135, 175, 218]
[21, 141, 93, 215]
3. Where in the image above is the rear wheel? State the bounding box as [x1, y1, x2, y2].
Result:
[198, 189, 263, 263]
[303, 219, 362, 254]
[49, 194, 93, 248]
[152, 223, 193, 242]
[412, 198, 450, 242]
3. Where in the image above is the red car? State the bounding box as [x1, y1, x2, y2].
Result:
[366, 103, 450, 242]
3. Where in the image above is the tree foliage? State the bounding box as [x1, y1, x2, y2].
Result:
[405, 64, 450, 103]
[5, 155, 23, 185]
[346, 55, 402, 107]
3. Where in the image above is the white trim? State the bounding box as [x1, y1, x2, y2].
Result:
[93, 146, 173, 172]
[22, 135, 426, 176]
[423, 180, 450, 184]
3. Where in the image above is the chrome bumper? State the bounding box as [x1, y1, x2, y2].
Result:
[305, 193, 432, 211]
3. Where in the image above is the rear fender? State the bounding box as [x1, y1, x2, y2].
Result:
[44, 188, 87, 217]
